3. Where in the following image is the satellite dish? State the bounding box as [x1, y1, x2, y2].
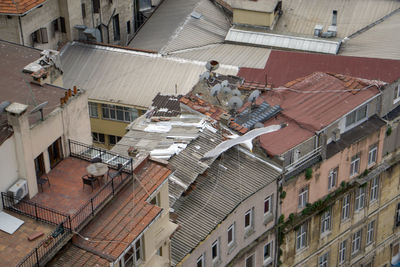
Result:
[222, 86, 232, 95]
[221, 80, 228, 87]
[228, 96, 243, 110]
[30, 101, 48, 121]
[231, 89, 241, 97]
[248, 90, 260, 103]
[0, 101, 11, 113]
[199, 71, 210, 80]
[211, 84, 221, 97]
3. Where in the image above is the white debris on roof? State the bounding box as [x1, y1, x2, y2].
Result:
[150, 143, 188, 159]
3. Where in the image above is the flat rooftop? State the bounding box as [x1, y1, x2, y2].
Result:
[0, 211, 53, 266]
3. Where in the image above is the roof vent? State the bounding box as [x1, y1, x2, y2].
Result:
[314, 25, 323, 37]
[332, 10, 338, 26]
[191, 11, 202, 19]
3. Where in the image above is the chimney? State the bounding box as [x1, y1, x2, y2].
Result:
[332, 10, 337, 26]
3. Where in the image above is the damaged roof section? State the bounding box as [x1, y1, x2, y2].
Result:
[149, 93, 182, 117]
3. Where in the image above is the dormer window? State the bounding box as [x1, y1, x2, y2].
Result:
[345, 104, 367, 128]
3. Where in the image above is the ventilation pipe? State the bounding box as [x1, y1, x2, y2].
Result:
[332, 10, 337, 26]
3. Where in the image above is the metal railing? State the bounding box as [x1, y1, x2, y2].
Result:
[1, 193, 70, 228]
[285, 146, 322, 174]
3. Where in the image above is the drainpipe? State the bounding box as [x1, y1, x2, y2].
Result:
[18, 16, 24, 45]
[275, 174, 283, 267]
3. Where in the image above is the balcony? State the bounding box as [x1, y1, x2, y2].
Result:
[284, 146, 322, 180]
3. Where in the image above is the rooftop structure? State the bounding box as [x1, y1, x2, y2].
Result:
[128, 0, 230, 54]
[60, 42, 238, 110]
[231, 0, 279, 13]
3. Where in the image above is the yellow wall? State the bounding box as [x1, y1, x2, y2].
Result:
[233, 9, 275, 27]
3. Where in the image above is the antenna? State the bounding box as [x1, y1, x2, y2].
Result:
[231, 89, 241, 97]
[222, 86, 232, 95]
[30, 101, 48, 121]
[211, 84, 222, 96]
[248, 90, 260, 103]
[228, 96, 243, 111]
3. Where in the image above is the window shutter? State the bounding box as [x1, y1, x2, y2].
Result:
[40, 28, 48, 43]
[60, 17, 66, 33]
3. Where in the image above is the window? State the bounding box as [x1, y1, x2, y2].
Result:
[355, 187, 366, 211]
[127, 20, 131, 34]
[31, 28, 48, 44]
[134, 238, 142, 262]
[396, 203, 400, 226]
[156, 246, 162, 256]
[113, 14, 120, 41]
[319, 252, 329, 267]
[109, 135, 121, 145]
[368, 144, 377, 166]
[92, 132, 105, 143]
[88, 102, 98, 118]
[92, 0, 100, 13]
[196, 254, 204, 267]
[60, 17, 66, 33]
[367, 221, 375, 245]
[149, 193, 160, 206]
[350, 154, 360, 177]
[370, 176, 379, 202]
[341, 194, 350, 220]
[212, 239, 219, 261]
[81, 3, 86, 19]
[328, 167, 338, 190]
[264, 196, 271, 215]
[298, 186, 309, 209]
[296, 222, 308, 250]
[339, 240, 346, 264]
[245, 254, 255, 267]
[351, 230, 362, 255]
[52, 19, 59, 36]
[394, 85, 400, 103]
[264, 241, 273, 262]
[244, 209, 253, 229]
[346, 104, 368, 128]
[227, 223, 235, 246]
[320, 208, 331, 234]
[101, 104, 138, 122]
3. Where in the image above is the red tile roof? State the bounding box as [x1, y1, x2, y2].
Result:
[71, 160, 171, 260]
[238, 50, 400, 87]
[180, 95, 229, 121]
[258, 72, 381, 155]
[0, 0, 47, 15]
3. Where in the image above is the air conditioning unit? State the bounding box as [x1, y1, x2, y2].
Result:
[7, 179, 28, 204]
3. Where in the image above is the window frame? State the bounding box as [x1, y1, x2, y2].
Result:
[351, 229, 362, 255]
[211, 239, 219, 261]
[244, 209, 253, 230]
[92, 132, 105, 144]
[394, 84, 400, 104]
[245, 253, 255, 267]
[328, 167, 338, 190]
[227, 223, 235, 246]
[368, 144, 377, 166]
[101, 103, 138, 122]
[298, 186, 309, 209]
[134, 238, 142, 263]
[264, 196, 271, 215]
[350, 154, 360, 177]
[339, 240, 346, 264]
[370, 176, 379, 202]
[341, 194, 350, 221]
[88, 102, 98, 118]
[263, 241, 273, 262]
[318, 252, 329, 267]
[396, 203, 400, 226]
[296, 222, 308, 251]
[345, 104, 368, 128]
[320, 208, 331, 234]
[355, 186, 366, 212]
[196, 254, 205, 267]
[366, 220, 375, 245]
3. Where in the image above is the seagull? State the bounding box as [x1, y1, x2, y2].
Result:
[202, 123, 286, 159]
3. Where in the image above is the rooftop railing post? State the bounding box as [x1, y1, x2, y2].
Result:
[91, 198, 94, 217]
[68, 139, 72, 156]
[68, 215, 72, 231]
[130, 158, 133, 174]
[1, 193, 4, 210]
[111, 179, 115, 196]
[34, 203, 38, 221]
[35, 247, 39, 267]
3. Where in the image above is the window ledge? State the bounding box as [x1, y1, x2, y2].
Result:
[244, 227, 255, 239]
[213, 259, 222, 267]
[296, 246, 309, 255]
[227, 242, 237, 255]
[263, 258, 273, 266]
[394, 97, 400, 105]
[263, 213, 274, 225]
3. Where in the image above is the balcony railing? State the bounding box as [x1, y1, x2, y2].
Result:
[284, 146, 322, 179]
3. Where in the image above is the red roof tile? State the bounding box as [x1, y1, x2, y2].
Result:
[258, 72, 381, 155]
[238, 50, 400, 86]
[0, 0, 47, 15]
[180, 95, 228, 121]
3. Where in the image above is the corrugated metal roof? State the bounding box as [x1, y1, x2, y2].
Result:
[272, 0, 400, 39]
[168, 43, 271, 68]
[129, 0, 230, 53]
[60, 42, 238, 109]
[171, 147, 279, 265]
[225, 27, 341, 54]
[340, 10, 400, 60]
[231, 0, 278, 12]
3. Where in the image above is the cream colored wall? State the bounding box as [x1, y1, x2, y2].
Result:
[233, 9, 274, 27]
[0, 136, 19, 208]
